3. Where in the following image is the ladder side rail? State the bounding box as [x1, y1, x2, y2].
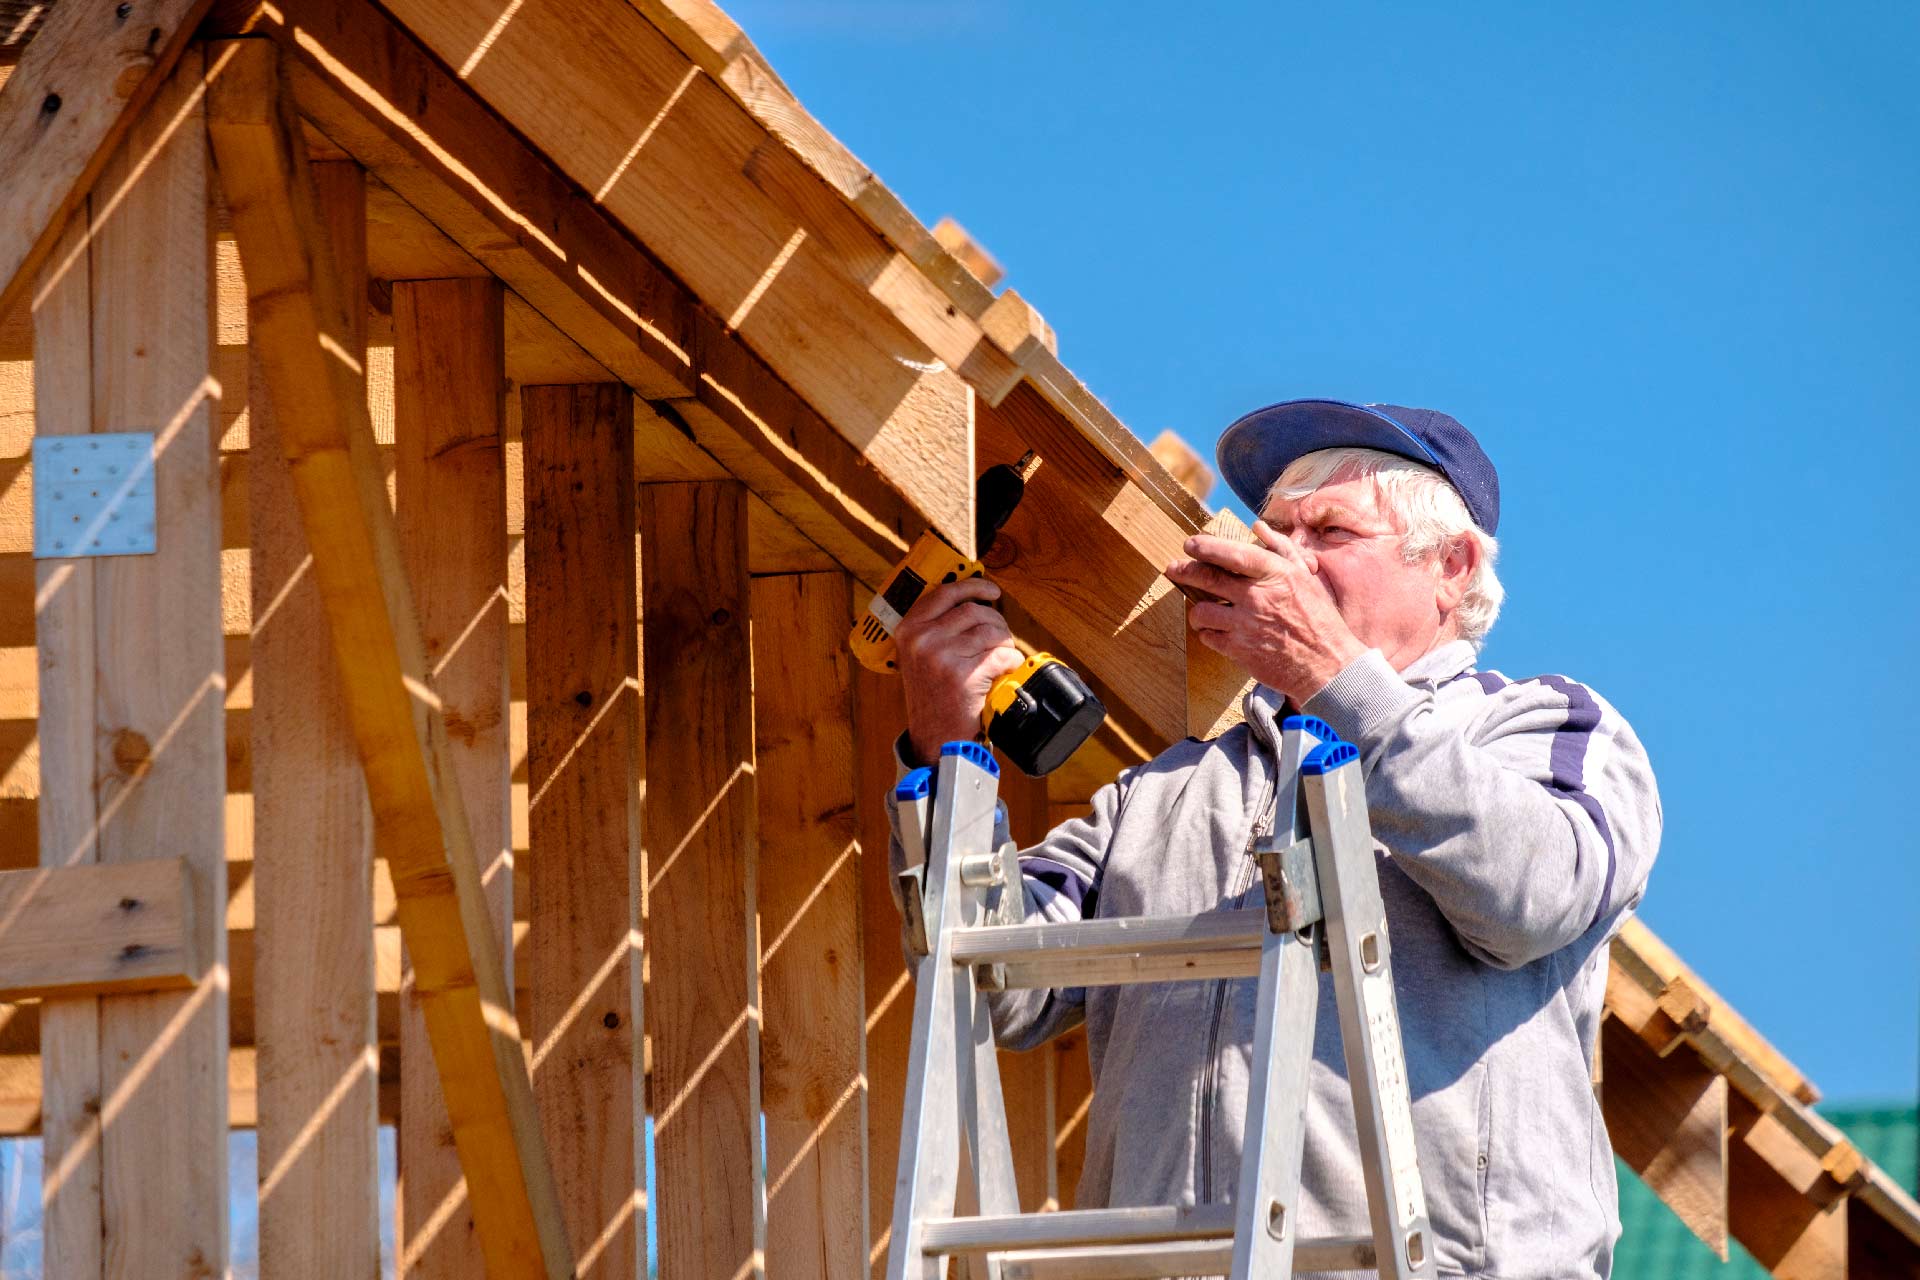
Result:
[888, 748, 1003, 1280]
[1304, 752, 1438, 1279]
[957, 868, 1020, 1278]
[1230, 720, 1318, 1279]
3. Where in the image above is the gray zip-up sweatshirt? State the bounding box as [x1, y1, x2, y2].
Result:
[887, 640, 1661, 1279]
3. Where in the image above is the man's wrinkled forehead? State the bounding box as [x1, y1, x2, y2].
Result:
[1260, 474, 1396, 530]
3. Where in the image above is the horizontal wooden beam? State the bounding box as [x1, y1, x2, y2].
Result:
[0, 858, 202, 1000]
[204, 37, 570, 1278]
[0, 0, 216, 321]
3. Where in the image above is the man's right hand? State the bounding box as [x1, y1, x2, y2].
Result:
[895, 578, 1026, 766]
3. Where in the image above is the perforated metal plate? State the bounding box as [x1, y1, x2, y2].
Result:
[32, 432, 158, 559]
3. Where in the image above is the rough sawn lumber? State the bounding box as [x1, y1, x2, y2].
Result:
[204, 36, 571, 1278]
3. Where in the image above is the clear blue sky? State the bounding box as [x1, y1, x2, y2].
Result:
[728, 0, 1920, 1101]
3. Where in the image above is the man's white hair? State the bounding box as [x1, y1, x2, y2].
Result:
[1264, 446, 1505, 646]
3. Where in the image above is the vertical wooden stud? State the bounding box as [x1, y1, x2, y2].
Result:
[34, 48, 227, 1276]
[392, 276, 511, 1278]
[34, 195, 105, 1280]
[852, 662, 910, 1280]
[251, 158, 380, 1277]
[522, 383, 644, 1278]
[754, 571, 864, 1279]
[640, 479, 763, 1280]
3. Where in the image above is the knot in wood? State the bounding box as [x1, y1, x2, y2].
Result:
[40, 94, 61, 120]
[111, 728, 152, 776]
[709, 607, 731, 627]
[602, 1011, 620, 1029]
[982, 535, 1019, 572]
[118, 897, 142, 912]
[574, 690, 594, 708]
[115, 2, 133, 21]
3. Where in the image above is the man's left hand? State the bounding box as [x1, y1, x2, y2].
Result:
[1165, 519, 1367, 705]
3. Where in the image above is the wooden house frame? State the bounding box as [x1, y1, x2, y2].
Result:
[0, 1, 1915, 1276]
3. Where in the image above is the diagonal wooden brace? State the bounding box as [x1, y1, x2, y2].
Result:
[201, 36, 573, 1279]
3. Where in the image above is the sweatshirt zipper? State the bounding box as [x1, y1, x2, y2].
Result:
[1196, 771, 1278, 1201]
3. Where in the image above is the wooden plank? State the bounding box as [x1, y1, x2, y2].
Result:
[852, 660, 910, 1280]
[1728, 1092, 1849, 1279]
[210, 0, 920, 583]
[753, 571, 865, 1280]
[30, 45, 233, 1275]
[522, 383, 645, 1279]
[205, 37, 571, 1278]
[1601, 1016, 1728, 1259]
[30, 210, 101, 1280]
[0, 0, 216, 321]
[0, 858, 200, 999]
[364, 0, 980, 554]
[250, 155, 380, 1280]
[392, 276, 514, 1278]
[640, 478, 764, 1279]
[1186, 510, 1253, 740]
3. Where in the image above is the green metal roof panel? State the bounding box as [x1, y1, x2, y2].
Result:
[1614, 1102, 1916, 1279]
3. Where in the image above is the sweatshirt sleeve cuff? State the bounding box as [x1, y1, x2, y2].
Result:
[892, 732, 922, 781]
[1302, 650, 1424, 754]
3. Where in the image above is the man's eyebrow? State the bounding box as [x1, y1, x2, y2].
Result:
[1298, 501, 1372, 527]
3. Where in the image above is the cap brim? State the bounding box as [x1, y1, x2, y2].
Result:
[1215, 399, 1441, 514]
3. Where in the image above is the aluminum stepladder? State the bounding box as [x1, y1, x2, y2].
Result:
[886, 720, 1437, 1280]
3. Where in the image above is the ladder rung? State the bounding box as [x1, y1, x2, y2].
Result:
[997, 1235, 1377, 1279]
[994, 949, 1259, 989]
[951, 908, 1268, 966]
[921, 1203, 1234, 1251]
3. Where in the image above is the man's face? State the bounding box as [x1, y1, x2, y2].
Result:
[1259, 473, 1451, 669]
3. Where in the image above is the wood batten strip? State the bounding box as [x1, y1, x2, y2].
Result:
[0, 858, 201, 1000]
[522, 383, 645, 1279]
[204, 37, 570, 1278]
[30, 46, 229, 1277]
[753, 571, 865, 1279]
[393, 276, 513, 1279]
[0, 0, 216, 320]
[641, 479, 765, 1279]
[249, 157, 380, 1280]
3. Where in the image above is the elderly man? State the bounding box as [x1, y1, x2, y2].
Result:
[889, 400, 1660, 1279]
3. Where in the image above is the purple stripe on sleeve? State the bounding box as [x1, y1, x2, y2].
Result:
[1021, 856, 1095, 913]
[1467, 671, 1509, 695]
[1534, 675, 1617, 929]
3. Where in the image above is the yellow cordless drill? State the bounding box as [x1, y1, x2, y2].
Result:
[849, 456, 1106, 777]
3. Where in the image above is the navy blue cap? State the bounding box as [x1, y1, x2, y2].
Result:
[1216, 399, 1501, 535]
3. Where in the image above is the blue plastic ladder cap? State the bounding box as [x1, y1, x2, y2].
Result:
[1280, 714, 1340, 744]
[940, 740, 1000, 779]
[1300, 741, 1359, 776]
[894, 767, 933, 802]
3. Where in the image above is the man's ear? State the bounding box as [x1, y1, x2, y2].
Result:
[1435, 534, 1478, 614]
